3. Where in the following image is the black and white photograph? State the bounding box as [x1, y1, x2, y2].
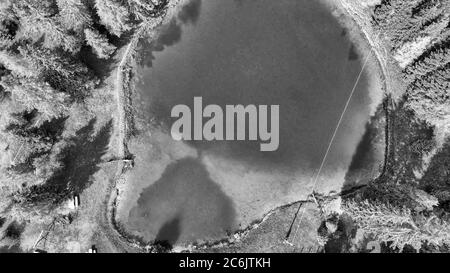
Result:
[0, 0, 449, 264]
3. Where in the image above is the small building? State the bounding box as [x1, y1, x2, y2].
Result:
[73, 195, 80, 209]
[67, 194, 80, 210]
[88, 245, 97, 253]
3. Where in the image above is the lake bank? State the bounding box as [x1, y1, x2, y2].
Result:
[109, 0, 387, 250]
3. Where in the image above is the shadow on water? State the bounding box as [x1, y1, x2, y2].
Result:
[155, 19, 182, 49]
[348, 44, 359, 61]
[138, 0, 202, 68]
[155, 216, 181, 246]
[138, 19, 181, 68]
[342, 108, 385, 191]
[348, 122, 377, 171]
[178, 0, 202, 24]
[128, 157, 236, 244]
[342, 121, 378, 190]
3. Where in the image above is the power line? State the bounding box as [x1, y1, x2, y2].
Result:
[287, 53, 371, 245]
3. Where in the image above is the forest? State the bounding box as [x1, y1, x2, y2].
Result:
[335, 0, 450, 253]
[0, 0, 166, 220]
[373, 0, 449, 127]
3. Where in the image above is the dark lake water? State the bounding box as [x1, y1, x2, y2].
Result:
[125, 0, 379, 245]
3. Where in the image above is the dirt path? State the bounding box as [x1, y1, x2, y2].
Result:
[337, 0, 395, 181]
[99, 0, 189, 252]
[115, 37, 134, 159]
[99, 21, 161, 253]
[338, 0, 391, 93]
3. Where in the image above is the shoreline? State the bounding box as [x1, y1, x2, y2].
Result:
[328, 0, 393, 184]
[99, 0, 192, 253]
[104, 0, 391, 252]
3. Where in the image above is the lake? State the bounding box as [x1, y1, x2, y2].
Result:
[118, 0, 382, 246]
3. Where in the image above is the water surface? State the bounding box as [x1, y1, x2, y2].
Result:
[124, 0, 379, 245]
